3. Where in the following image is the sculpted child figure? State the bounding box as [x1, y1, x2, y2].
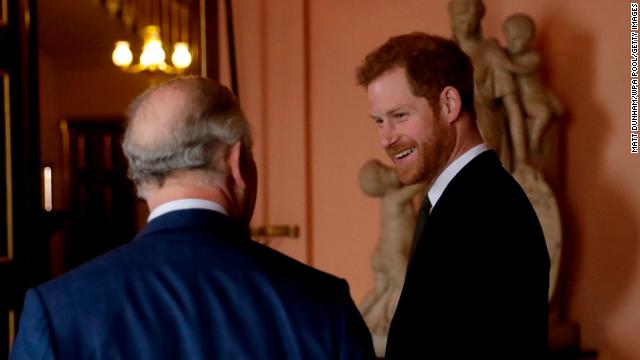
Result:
[449, 0, 529, 169]
[502, 14, 565, 153]
[358, 159, 423, 356]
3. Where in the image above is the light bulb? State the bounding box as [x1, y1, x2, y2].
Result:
[171, 42, 192, 70]
[112, 41, 133, 67]
[140, 39, 166, 68]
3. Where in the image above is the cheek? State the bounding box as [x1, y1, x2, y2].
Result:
[406, 122, 432, 144]
[377, 127, 385, 143]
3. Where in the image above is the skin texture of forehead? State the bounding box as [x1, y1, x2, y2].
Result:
[367, 68, 422, 117]
[129, 82, 193, 150]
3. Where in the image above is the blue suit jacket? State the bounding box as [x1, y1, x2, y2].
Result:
[10, 209, 374, 359]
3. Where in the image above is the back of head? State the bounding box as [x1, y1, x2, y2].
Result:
[356, 32, 476, 119]
[122, 76, 252, 197]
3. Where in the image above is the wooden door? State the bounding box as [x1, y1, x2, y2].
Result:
[0, 0, 45, 357]
[58, 119, 138, 271]
[0, 67, 15, 359]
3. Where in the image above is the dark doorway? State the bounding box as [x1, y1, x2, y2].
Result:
[0, 0, 44, 357]
[57, 118, 137, 271]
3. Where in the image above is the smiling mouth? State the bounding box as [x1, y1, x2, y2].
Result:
[394, 147, 416, 160]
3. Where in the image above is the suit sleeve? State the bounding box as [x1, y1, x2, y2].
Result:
[9, 288, 57, 360]
[336, 280, 376, 360]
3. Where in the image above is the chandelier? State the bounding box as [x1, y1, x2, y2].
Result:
[112, 25, 191, 73]
[108, 0, 193, 74]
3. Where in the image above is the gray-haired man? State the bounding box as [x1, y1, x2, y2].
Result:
[11, 76, 375, 359]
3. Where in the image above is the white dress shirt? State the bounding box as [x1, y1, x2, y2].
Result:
[427, 143, 489, 207]
[147, 198, 228, 222]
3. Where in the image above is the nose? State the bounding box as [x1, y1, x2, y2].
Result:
[379, 123, 397, 149]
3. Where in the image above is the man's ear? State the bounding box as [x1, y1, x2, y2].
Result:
[439, 86, 462, 124]
[228, 141, 246, 190]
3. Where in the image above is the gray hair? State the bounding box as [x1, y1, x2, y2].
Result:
[122, 76, 252, 190]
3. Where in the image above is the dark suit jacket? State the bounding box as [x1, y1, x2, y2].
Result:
[10, 209, 374, 360]
[385, 151, 549, 359]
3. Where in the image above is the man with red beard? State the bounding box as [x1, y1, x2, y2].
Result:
[357, 33, 549, 359]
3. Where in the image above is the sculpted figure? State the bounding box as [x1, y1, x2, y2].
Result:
[448, 0, 528, 170]
[502, 14, 566, 154]
[358, 159, 423, 356]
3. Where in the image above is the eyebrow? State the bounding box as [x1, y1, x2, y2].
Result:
[370, 106, 409, 119]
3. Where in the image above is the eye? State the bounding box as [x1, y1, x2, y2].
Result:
[393, 112, 408, 121]
[373, 117, 384, 127]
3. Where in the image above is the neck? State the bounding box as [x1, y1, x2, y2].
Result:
[439, 115, 483, 182]
[145, 180, 236, 219]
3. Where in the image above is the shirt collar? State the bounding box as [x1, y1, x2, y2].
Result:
[428, 143, 489, 207]
[147, 199, 228, 222]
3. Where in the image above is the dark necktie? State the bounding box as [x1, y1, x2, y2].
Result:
[408, 195, 432, 260]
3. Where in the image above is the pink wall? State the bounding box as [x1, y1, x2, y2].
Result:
[230, 0, 640, 358]
[222, 0, 311, 263]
